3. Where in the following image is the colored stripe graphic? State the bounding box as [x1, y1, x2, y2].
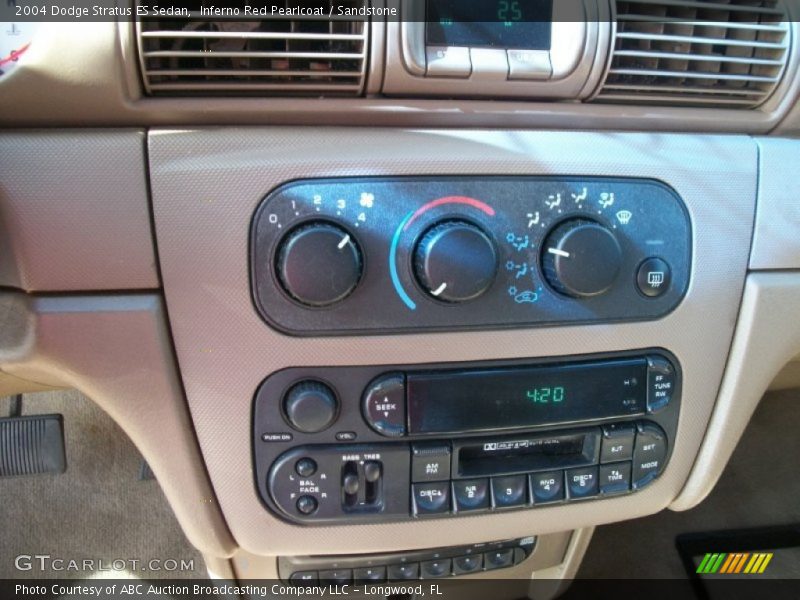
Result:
[697, 552, 773, 574]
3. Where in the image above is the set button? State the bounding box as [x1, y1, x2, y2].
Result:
[412, 482, 450, 515]
[599, 462, 632, 494]
[566, 467, 599, 499]
[529, 470, 564, 504]
[453, 478, 490, 511]
[632, 422, 667, 487]
[492, 475, 528, 508]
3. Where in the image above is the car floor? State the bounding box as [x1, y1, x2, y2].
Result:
[0, 390, 205, 579]
[577, 388, 800, 579]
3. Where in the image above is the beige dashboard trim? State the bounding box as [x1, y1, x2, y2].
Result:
[148, 128, 756, 556]
[672, 272, 800, 511]
[0, 292, 236, 558]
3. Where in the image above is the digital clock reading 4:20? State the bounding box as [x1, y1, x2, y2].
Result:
[526, 386, 566, 404]
[426, 0, 554, 50]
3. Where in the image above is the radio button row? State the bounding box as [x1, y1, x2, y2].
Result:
[599, 462, 632, 495]
[600, 423, 635, 463]
[354, 566, 387, 584]
[484, 548, 515, 571]
[421, 558, 452, 579]
[529, 470, 565, 504]
[387, 563, 420, 580]
[453, 478, 490, 512]
[411, 444, 451, 483]
[492, 475, 528, 508]
[412, 481, 451, 515]
[453, 554, 483, 575]
[632, 423, 667, 488]
[566, 467, 599, 499]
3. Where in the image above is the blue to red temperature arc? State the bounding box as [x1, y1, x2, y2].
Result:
[390, 196, 496, 310]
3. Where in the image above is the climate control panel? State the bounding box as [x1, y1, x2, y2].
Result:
[251, 177, 691, 335]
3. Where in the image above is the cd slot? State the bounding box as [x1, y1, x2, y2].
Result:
[454, 429, 600, 478]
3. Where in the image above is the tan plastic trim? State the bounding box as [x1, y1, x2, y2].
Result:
[0, 292, 236, 558]
[0, 21, 797, 133]
[671, 272, 800, 511]
[149, 128, 756, 556]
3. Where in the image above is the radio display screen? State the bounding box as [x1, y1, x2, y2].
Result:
[407, 358, 647, 435]
[426, 0, 553, 49]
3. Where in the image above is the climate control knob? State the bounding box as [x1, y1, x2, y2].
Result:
[275, 221, 362, 307]
[413, 220, 497, 303]
[542, 219, 622, 298]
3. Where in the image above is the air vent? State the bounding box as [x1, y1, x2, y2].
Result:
[596, 0, 791, 107]
[137, 2, 368, 96]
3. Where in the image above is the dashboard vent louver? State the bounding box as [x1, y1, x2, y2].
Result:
[596, 0, 791, 108]
[137, 1, 368, 96]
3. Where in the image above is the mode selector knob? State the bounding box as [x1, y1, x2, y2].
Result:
[542, 219, 622, 298]
[413, 220, 498, 303]
[275, 221, 362, 307]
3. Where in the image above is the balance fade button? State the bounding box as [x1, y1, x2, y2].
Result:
[530, 471, 564, 504]
[566, 467, 599, 499]
[637, 257, 671, 298]
[388, 563, 420, 581]
[295, 495, 318, 515]
[289, 571, 318, 585]
[411, 444, 451, 483]
[421, 558, 452, 579]
[294, 457, 317, 477]
[426, 46, 471, 78]
[633, 422, 668, 488]
[412, 482, 450, 515]
[484, 549, 514, 571]
[453, 478, 490, 511]
[354, 566, 387, 583]
[453, 554, 483, 575]
[599, 462, 632, 494]
[600, 423, 635, 463]
[362, 373, 406, 437]
[319, 569, 352, 585]
[492, 475, 527, 508]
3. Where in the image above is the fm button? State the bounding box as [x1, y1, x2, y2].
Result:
[362, 373, 406, 437]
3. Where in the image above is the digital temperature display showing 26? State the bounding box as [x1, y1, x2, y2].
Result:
[426, 0, 554, 50]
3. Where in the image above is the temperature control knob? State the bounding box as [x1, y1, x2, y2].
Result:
[542, 219, 622, 298]
[413, 220, 498, 303]
[276, 221, 362, 307]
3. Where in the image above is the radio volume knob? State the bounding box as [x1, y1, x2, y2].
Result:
[283, 381, 339, 433]
[413, 220, 498, 303]
[275, 221, 362, 307]
[542, 219, 622, 298]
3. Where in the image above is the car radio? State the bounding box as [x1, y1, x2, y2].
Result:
[253, 350, 680, 525]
